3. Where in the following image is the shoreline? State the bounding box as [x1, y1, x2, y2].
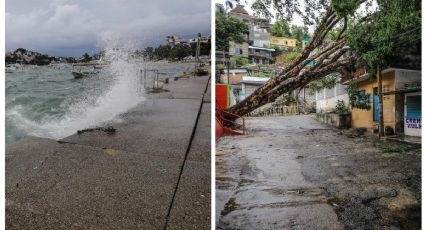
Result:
[6, 74, 212, 229]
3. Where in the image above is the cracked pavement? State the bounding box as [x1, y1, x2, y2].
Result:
[216, 115, 420, 229]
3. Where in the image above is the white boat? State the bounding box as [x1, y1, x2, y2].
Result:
[71, 63, 100, 79]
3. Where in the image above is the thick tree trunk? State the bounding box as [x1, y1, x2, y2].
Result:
[224, 4, 375, 119]
[227, 55, 356, 118]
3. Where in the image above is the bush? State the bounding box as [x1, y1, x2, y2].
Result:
[285, 51, 300, 62]
[230, 55, 249, 67]
[334, 100, 348, 114]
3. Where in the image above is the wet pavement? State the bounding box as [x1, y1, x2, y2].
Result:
[216, 115, 421, 229]
[6, 75, 211, 229]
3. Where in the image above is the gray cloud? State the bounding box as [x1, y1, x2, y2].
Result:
[6, 0, 211, 57]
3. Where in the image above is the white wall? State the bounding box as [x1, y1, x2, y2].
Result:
[395, 69, 421, 89]
[315, 83, 349, 112]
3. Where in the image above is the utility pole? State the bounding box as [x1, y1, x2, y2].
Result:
[227, 59, 230, 85]
[377, 65, 384, 138]
[195, 33, 202, 77]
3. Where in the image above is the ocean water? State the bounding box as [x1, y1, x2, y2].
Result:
[6, 61, 194, 143]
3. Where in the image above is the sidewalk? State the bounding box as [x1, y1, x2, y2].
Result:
[6, 75, 211, 229]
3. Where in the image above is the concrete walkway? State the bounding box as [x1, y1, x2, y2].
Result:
[216, 115, 420, 229]
[6, 75, 211, 229]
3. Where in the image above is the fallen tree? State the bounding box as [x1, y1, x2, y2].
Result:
[227, 0, 420, 118]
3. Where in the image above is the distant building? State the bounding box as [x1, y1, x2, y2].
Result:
[229, 41, 249, 58]
[189, 35, 211, 44]
[240, 76, 269, 100]
[248, 46, 274, 65]
[228, 41, 274, 65]
[167, 35, 185, 48]
[249, 25, 270, 48]
[228, 4, 256, 24]
[269, 36, 298, 49]
[216, 51, 230, 65]
[226, 4, 275, 65]
[220, 69, 248, 85]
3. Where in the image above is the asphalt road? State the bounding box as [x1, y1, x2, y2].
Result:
[216, 115, 421, 229]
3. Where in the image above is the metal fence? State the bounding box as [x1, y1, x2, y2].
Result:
[247, 102, 298, 117]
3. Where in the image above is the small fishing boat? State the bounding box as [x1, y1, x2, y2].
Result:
[71, 63, 99, 79]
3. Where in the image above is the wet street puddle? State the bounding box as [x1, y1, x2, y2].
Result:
[263, 187, 324, 197]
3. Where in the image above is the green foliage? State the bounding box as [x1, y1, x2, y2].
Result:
[271, 20, 291, 37]
[279, 94, 296, 105]
[374, 142, 418, 154]
[6, 48, 62, 65]
[216, 64, 225, 70]
[152, 44, 193, 60]
[346, 83, 371, 110]
[285, 51, 300, 62]
[170, 44, 192, 60]
[251, 70, 275, 78]
[216, 9, 249, 51]
[334, 100, 348, 114]
[154, 45, 171, 59]
[230, 55, 249, 66]
[290, 25, 306, 44]
[271, 46, 283, 58]
[325, 29, 341, 41]
[142, 47, 154, 60]
[348, 0, 421, 75]
[308, 75, 340, 95]
[332, 0, 360, 17]
[82, 53, 92, 62]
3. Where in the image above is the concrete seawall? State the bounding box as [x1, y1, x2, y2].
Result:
[6, 75, 211, 229]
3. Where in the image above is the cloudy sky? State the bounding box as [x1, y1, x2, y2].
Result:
[6, 0, 211, 57]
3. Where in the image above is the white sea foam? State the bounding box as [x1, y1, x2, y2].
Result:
[11, 33, 146, 140]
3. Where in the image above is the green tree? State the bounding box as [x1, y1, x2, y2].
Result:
[154, 45, 171, 60]
[227, 0, 420, 118]
[230, 55, 250, 67]
[216, 4, 249, 51]
[285, 51, 300, 62]
[170, 44, 191, 60]
[348, 0, 421, 75]
[82, 53, 92, 62]
[290, 25, 306, 44]
[142, 47, 154, 60]
[271, 20, 291, 37]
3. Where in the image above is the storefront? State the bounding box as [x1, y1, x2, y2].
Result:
[404, 92, 421, 137]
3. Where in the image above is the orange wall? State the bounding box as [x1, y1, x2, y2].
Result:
[351, 71, 396, 131]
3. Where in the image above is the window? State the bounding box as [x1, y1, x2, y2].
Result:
[235, 48, 242, 55]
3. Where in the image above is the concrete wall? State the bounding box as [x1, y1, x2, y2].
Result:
[241, 84, 260, 100]
[315, 83, 349, 112]
[395, 69, 421, 90]
[229, 41, 249, 57]
[220, 72, 246, 84]
[316, 113, 351, 129]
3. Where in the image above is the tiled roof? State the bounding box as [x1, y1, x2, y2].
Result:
[230, 4, 249, 15]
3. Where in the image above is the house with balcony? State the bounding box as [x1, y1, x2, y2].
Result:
[248, 46, 275, 65]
